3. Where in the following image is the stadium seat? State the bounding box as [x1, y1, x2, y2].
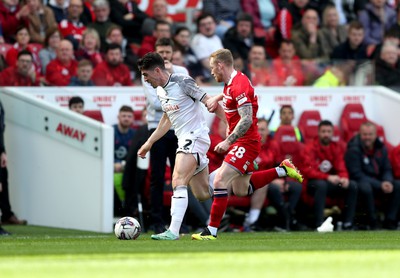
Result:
[339, 103, 393, 149]
[273, 125, 304, 166]
[0, 43, 12, 58]
[298, 110, 322, 143]
[83, 110, 104, 122]
[29, 43, 43, 54]
[390, 144, 400, 179]
[131, 110, 144, 130]
[339, 103, 368, 142]
[332, 125, 347, 154]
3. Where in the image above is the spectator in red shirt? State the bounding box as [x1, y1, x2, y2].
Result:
[45, 39, 78, 85]
[0, 0, 29, 43]
[58, 0, 86, 50]
[92, 43, 132, 86]
[269, 39, 305, 86]
[247, 44, 269, 86]
[303, 120, 357, 230]
[0, 49, 40, 86]
[5, 26, 42, 75]
[138, 20, 171, 58]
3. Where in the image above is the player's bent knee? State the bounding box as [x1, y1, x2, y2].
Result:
[232, 187, 248, 197]
[192, 190, 211, 201]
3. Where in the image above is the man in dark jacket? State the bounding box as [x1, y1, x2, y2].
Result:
[0, 100, 28, 236]
[222, 12, 264, 62]
[331, 20, 369, 61]
[345, 121, 400, 230]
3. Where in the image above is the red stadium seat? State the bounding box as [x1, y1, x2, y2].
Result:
[390, 144, 400, 179]
[83, 110, 104, 122]
[273, 126, 304, 166]
[0, 43, 12, 58]
[339, 103, 368, 142]
[339, 103, 393, 148]
[332, 125, 347, 154]
[29, 43, 43, 54]
[298, 110, 322, 143]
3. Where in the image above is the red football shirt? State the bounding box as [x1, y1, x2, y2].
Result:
[222, 70, 260, 143]
[0, 67, 40, 86]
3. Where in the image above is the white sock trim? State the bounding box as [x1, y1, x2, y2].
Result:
[275, 166, 287, 177]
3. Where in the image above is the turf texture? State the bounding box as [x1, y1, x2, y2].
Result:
[0, 225, 399, 278]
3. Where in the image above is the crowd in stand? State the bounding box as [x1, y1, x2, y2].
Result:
[2, 0, 400, 87]
[1, 0, 400, 234]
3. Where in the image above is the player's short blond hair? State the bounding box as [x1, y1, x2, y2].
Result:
[210, 49, 234, 67]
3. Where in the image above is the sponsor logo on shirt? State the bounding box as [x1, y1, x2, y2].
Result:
[164, 104, 179, 112]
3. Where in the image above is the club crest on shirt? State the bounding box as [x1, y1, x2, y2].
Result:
[319, 160, 332, 173]
[61, 68, 69, 75]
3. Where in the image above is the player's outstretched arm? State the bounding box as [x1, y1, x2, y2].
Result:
[202, 94, 227, 122]
[205, 94, 223, 112]
[137, 113, 171, 158]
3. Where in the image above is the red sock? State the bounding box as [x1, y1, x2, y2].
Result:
[209, 188, 228, 228]
[250, 169, 279, 190]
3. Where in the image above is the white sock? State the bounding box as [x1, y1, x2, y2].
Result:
[168, 185, 188, 236]
[244, 209, 261, 226]
[207, 225, 218, 236]
[275, 166, 287, 177]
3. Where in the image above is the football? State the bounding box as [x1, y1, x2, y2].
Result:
[114, 217, 141, 240]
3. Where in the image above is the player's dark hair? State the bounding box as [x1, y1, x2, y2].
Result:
[280, 105, 294, 115]
[137, 52, 166, 71]
[17, 50, 33, 60]
[196, 12, 216, 32]
[318, 120, 333, 129]
[69, 96, 84, 108]
[105, 43, 122, 53]
[348, 21, 364, 31]
[155, 37, 174, 49]
[155, 20, 171, 30]
[119, 105, 133, 113]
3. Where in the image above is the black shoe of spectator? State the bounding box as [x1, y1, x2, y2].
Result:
[179, 224, 191, 234]
[383, 219, 398, 230]
[342, 223, 354, 231]
[218, 215, 231, 233]
[0, 226, 11, 236]
[152, 224, 166, 234]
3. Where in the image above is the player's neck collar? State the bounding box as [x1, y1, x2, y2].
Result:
[226, 70, 237, 86]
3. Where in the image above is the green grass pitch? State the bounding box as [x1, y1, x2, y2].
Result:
[1, 225, 399, 278]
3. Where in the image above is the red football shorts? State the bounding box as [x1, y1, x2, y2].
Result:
[223, 140, 261, 174]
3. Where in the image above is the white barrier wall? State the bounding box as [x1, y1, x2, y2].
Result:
[17, 86, 400, 145]
[0, 88, 114, 233]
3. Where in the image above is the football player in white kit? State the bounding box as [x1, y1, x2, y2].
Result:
[137, 52, 225, 240]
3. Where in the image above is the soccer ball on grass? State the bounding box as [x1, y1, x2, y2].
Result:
[114, 217, 141, 240]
